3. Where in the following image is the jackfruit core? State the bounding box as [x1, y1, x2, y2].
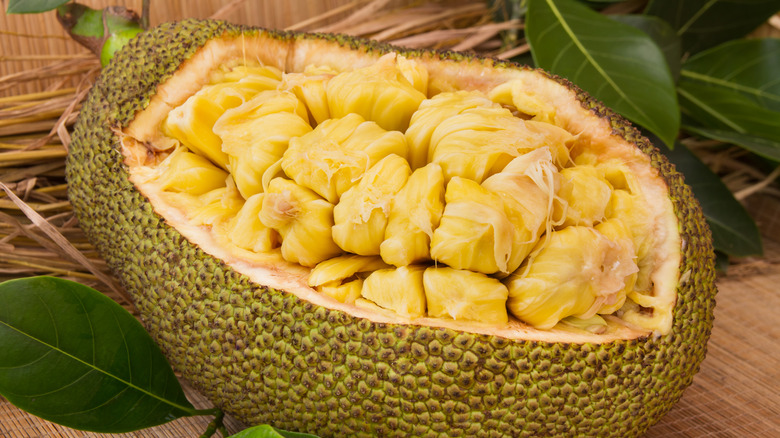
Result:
[122, 44, 680, 341]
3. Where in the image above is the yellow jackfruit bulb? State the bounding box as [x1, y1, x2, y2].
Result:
[553, 165, 613, 228]
[593, 218, 637, 314]
[187, 182, 245, 227]
[281, 113, 408, 204]
[481, 147, 562, 274]
[223, 193, 279, 253]
[163, 74, 279, 169]
[210, 64, 283, 84]
[607, 189, 655, 293]
[405, 90, 500, 170]
[380, 162, 445, 267]
[213, 90, 312, 199]
[505, 226, 638, 329]
[155, 147, 229, 195]
[280, 65, 338, 125]
[430, 177, 514, 275]
[259, 177, 342, 267]
[327, 53, 426, 132]
[488, 78, 557, 124]
[423, 267, 508, 325]
[309, 255, 390, 304]
[332, 154, 411, 255]
[428, 105, 572, 184]
[361, 265, 427, 319]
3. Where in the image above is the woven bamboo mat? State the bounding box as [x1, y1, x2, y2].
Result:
[2, 239, 778, 437]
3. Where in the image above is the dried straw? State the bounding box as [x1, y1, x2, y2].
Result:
[0, 1, 778, 311]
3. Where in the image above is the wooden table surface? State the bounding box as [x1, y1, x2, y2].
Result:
[2, 240, 778, 438]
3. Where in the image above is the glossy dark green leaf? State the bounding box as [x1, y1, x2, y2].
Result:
[682, 125, 780, 162]
[526, 0, 680, 147]
[610, 14, 682, 81]
[6, 0, 68, 13]
[660, 142, 763, 257]
[680, 38, 780, 112]
[229, 425, 320, 438]
[0, 277, 197, 433]
[678, 80, 780, 144]
[644, 0, 780, 55]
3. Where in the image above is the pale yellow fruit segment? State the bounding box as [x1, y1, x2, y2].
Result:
[281, 113, 408, 204]
[327, 53, 427, 132]
[362, 265, 427, 319]
[380, 162, 445, 267]
[430, 177, 514, 275]
[505, 226, 638, 329]
[309, 255, 390, 304]
[224, 193, 279, 254]
[155, 148, 228, 195]
[280, 64, 339, 125]
[428, 106, 573, 184]
[481, 147, 562, 275]
[423, 267, 508, 325]
[332, 154, 411, 255]
[405, 90, 499, 170]
[213, 90, 312, 199]
[259, 178, 342, 267]
[488, 78, 557, 124]
[163, 69, 281, 168]
[553, 165, 613, 228]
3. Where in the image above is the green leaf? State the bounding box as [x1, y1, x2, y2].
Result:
[229, 425, 321, 438]
[644, 0, 780, 55]
[660, 142, 763, 257]
[682, 125, 780, 162]
[526, 0, 680, 147]
[678, 80, 780, 144]
[680, 38, 780, 112]
[610, 14, 682, 81]
[6, 0, 68, 13]
[0, 277, 199, 433]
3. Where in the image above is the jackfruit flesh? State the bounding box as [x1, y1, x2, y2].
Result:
[130, 53, 681, 335]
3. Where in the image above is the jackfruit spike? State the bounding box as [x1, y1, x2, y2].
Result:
[361, 265, 427, 319]
[156, 147, 228, 195]
[505, 226, 638, 329]
[380, 162, 445, 267]
[332, 154, 411, 255]
[308, 255, 391, 288]
[481, 148, 562, 274]
[430, 177, 514, 275]
[423, 267, 508, 325]
[214, 91, 312, 199]
[488, 78, 557, 124]
[279, 66, 337, 125]
[259, 177, 342, 267]
[552, 165, 613, 228]
[405, 90, 499, 170]
[163, 78, 279, 169]
[281, 113, 408, 204]
[223, 193, 279, 253]
[327, 53, 427, 132]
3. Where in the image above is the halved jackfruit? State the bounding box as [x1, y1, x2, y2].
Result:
[68, 19, 716, 438]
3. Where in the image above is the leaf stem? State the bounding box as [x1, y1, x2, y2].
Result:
[199, 409, 226, 438]
[141, 0, 150, 29]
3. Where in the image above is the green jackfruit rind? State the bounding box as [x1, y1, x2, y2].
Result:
[66, 19, 716, 437]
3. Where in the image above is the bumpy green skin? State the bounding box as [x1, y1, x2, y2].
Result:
[66, 19, 716, 437]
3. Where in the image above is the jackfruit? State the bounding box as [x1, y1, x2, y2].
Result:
[67, 19, 716, 438]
